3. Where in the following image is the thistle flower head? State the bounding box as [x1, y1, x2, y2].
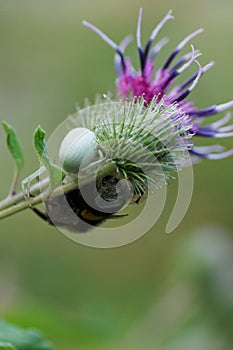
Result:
[83, 9, 233, 160]
[68, 97, 192, 197]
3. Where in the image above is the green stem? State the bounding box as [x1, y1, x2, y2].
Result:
[0, 178, 49, 211]
[0, 193, 44, 220]
[0, 178, 78, 221]
[0, 160, 118, 222]
[9, 170, 20, 196]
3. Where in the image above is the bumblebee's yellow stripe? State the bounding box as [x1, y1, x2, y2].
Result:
[80, 209, 105, 221]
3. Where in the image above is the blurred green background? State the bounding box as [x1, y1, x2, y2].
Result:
[0, 0, 233, 349]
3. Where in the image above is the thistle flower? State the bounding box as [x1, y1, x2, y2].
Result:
[67, 97, 192, 196]
[83, 9, 233, 160]
[23, 97, 193, 233]
[2, 9, 233, 235]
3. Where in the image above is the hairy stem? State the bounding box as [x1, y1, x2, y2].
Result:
[0, 177, 78, 221]
[0, 160, 118, 222]
[0, 178, 49, 211]
[0, 193, 44, 220]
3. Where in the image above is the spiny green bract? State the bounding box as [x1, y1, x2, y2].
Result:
[68, 96, 192, 195]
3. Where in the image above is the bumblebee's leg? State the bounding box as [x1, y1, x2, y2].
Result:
[31, 207, 72, 228]
[31, 207, 54, 226]
[110, 213, 128, 218]
[135, 197, 141, 205]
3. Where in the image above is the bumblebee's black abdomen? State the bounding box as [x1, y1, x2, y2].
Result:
[45, 176, 132, 233]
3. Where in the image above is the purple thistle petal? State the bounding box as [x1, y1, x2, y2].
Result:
[191, 146, 233, 159]
[177, 46, 202, 74]
[136, 8, 143, 51]
[176, 29, 204, 50]
[144, 10, 173, 61]
[206, 150, 233, 159]
[119, 35, 133, 50]
[170, 50, 200, 72]
[195, 111, 233, 138]
[162, 45, 201, 90]
[209, 113, 232, 128]
[206, 149, 233, 159]
[147, 10, 173, 44]
[136, 8, 143, 50]
[195, 128, 233, 138]
[83, 20, 118, 50]
[214, 131, 233, 138]
[84, 11, 233, 161]
[136, 8, 145, 71]
[216, 101, 233, 112]
[149, 37, 169, 61]
[172, 59, 202, 103]
[189, 106, 217, 117]
[193, 145, 225, 153]
[82, 20, 126, 71]
[163, 28, 203, 69]
[180, 61, 214, 90]
[218, 124, 233, 132]
[190, 101, 233, 117]
[114, 35, 133, 76]
[137, 9, 173, 71]
[180, 72, 199, 91]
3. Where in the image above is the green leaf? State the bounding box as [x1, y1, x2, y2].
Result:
[33, 126, 64, 190]
[0, 320, 53, 350]
[0, 341, 16, 350]
[2, 121, 24, 171]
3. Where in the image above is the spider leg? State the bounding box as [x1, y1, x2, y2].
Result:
[21, 166, 46, 203]
[31, 207, 54, 226]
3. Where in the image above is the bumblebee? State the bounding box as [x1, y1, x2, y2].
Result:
[32, 175, 133, 233]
